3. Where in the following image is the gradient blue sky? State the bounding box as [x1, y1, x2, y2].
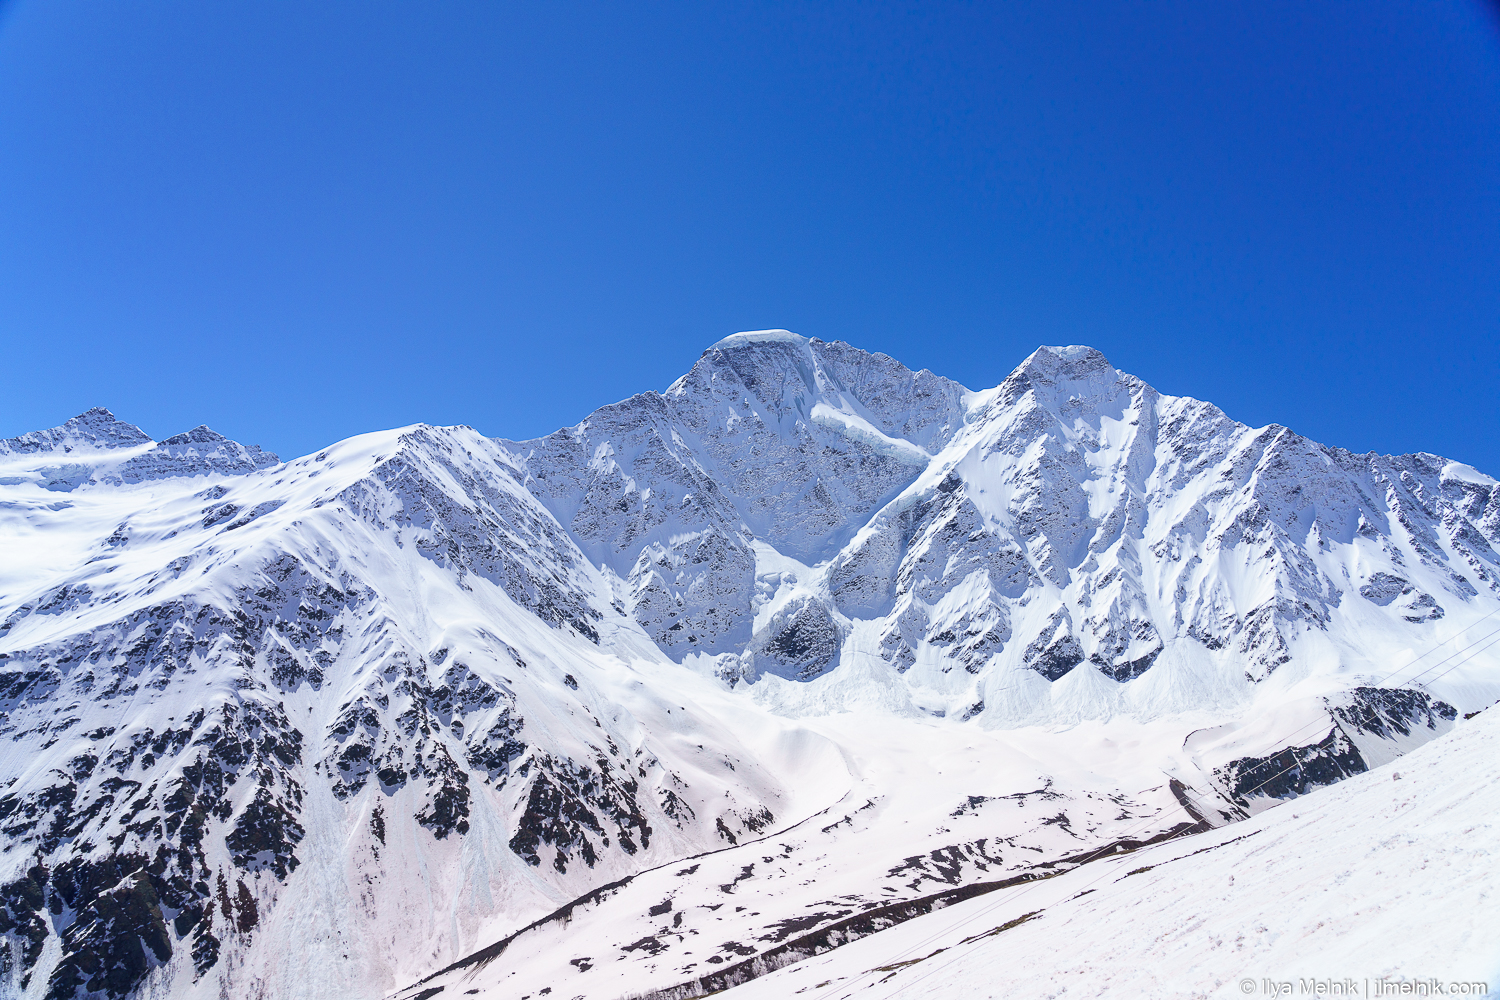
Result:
[2, 2, 1498, 471]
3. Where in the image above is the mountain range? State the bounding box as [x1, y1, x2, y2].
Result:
[1, 332, 1495, 1000]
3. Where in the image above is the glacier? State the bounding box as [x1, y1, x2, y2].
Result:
[0, 334, 1495, 1000]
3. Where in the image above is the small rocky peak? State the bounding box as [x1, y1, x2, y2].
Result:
[159, 425, 232, 448]
[997, 345, 1126, 411]
[0, 407, 153, 455]
[152, 425, 278, 467]
[74, 405, 130, 424]
[108, 424, 280, 482]
[1011, 345, 1117, 385]
[63, 407, 153, 448]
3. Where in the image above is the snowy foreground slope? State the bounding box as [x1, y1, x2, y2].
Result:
[0, 335, 1497, 1000]
[709, 704, 1500, 1000]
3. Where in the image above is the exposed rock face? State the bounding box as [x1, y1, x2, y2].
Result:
[0, 335, 1496, 1000]
[1214, 688, 1459, 811]
[751, 597, 842, 681]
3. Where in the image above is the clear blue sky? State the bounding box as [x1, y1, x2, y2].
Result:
[2, 2, 1498, 472]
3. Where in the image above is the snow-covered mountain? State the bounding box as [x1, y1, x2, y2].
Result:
[0, 334, 1496, 1000]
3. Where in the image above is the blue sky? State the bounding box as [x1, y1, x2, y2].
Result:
[2, 1, 1498, 471]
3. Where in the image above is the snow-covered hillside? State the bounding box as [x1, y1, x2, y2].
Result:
[708, 702, 1500, 1000]
[0, 334, 1496, 1000]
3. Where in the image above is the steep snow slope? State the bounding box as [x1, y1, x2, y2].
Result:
[711, 703, 1500, 1000]
[0, 420, 787, 1000]
[1, 335, 1497, 1000]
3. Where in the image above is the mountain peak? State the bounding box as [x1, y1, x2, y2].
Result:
[1016, 344, 1116, 378]
[996, 344, 1126, 410]
[61, 406, 149, 437]
[130, 424, 280, 477]
[706, 329, 810, 352]
[159, 424, 232, 447]
[0, 406, 152, 456]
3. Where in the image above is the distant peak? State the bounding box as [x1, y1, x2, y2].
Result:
[153, 425, 280, 468]
[160, 425, 231, 447]
[0, 407, 152, 456]
[67, 407, 149, 439]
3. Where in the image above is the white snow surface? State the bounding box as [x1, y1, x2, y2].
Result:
[0, 336, 1496, 1000]
[713, 704, 1500, 1000]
